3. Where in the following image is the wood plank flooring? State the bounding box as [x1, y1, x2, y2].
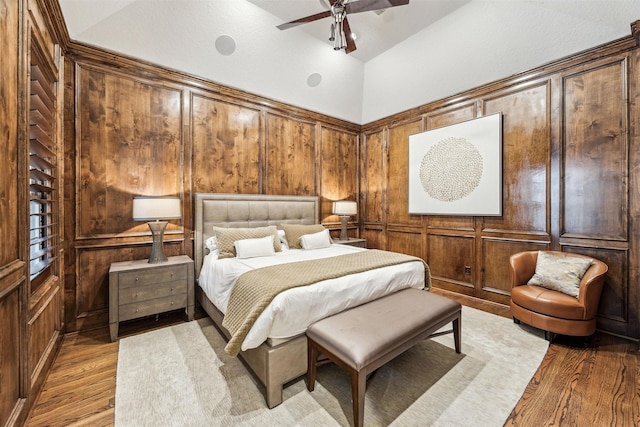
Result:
[24, 296, 639, 427]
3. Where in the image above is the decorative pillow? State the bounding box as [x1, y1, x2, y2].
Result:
[281, 224, 330, 249]
[234, 235, 276, 259]
[300, 229, 331, 250]
[205, 235, 219, 259]
[277, 229, 289, 251]
[527, 251, 593, 298]
[213, 225, 281, 259]
[205, 235, 218, 252]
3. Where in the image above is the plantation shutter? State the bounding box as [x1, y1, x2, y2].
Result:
[29, 47, 58, 286]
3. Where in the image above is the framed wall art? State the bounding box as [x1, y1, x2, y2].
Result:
[408, 112, 502, 216]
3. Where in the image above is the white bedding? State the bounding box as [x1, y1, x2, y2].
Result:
[198, 244, 426, 351]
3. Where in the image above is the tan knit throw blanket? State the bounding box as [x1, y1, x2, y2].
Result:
[222, 250, 431, 356]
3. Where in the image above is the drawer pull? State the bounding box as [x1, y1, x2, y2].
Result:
[135, 277, 139, 282]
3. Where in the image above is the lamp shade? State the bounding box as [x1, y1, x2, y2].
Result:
[132, 197, 182, 221]
[333, 200, 357, 216]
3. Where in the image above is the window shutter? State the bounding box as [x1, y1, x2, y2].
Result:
[29, 46, 58, 286]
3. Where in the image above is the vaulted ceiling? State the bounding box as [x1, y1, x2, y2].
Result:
[58, 0, 638, 124]
[246, 0, 470, 62]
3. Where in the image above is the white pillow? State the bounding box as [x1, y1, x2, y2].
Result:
[277, 229, 289, 251]
[234, 235, 276, 259]
[205, 235, 218, 251]
[205, 236, 219, 260]
[300, 229, 331, 250]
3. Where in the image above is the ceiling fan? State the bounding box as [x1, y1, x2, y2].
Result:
[277, 0, 410, 53]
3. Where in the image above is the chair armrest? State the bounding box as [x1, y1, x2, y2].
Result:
[509, 251, 538, 288]
[578, 260, 608, 318]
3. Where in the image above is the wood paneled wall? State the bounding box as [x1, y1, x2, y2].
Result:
[0, 0, 24, 424]
[1, 0, 67, 425]
[62, 44, 361, 332]
[53, 16, 640, 342]
[361, 32, 640, 339]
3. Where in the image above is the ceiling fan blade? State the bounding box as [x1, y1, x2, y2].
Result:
[277, 10, 332, 30]
[342, 17, 357, 53]
[346, 0, 409, 15]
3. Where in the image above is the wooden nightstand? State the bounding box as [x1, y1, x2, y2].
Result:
[109, 255, 194, 342]
[333, 238, 367, 248]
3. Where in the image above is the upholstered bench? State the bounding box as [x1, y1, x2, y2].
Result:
[306, 288, 461, 427]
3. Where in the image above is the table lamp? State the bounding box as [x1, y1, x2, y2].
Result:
[132, 196, 182, 263]
[332, 200, 357, 241]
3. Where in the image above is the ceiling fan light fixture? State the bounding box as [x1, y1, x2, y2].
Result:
[333, 19, 346, 50]
[276, 0, 410, 54]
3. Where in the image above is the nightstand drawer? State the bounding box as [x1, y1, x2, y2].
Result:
[118, 265, 188, 288]
[119, 281, 187, 305]
[119, 294, 188, 322]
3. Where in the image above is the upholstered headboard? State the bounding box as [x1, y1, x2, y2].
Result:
[194, 193, 319, 277]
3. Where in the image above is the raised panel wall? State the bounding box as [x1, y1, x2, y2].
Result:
[76, 64, 184, 238]
[265, 114, 317, 196]
[320, 126, 359, 229]
[48, 15, 640, 345]
[562, 60, 627, 241]
[64, 45, 360, 333]
[2, 0, 66, 424]
[360, 130, 386, 248]
[361, 40, 640, 338]
[482, 82, 551, 236]
[560, 59, 631, 333]
[0, 0, 22, 418]
[191, 93, 261, 194]
[427, 234, 474, 291]
[387, 120, 423, 228]
[0, 285, 21, 427]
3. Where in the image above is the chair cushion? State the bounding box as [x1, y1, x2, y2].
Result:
[511, 285, 587, 320]
[527, 251, 592, 298]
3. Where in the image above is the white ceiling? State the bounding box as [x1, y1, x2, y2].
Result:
[58, 1, 639, 124]
[246, 0, 470, 62]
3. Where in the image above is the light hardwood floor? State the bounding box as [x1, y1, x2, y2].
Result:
[25, 293, 639, 427]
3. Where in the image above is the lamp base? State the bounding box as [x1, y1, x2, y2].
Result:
[339, 216, 349, 241]
[147, 221, 168, 263]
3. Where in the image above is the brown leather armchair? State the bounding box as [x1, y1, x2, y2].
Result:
[510, 251, 608, 341]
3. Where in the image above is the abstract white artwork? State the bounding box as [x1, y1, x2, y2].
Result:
[408, 113, 502, 215]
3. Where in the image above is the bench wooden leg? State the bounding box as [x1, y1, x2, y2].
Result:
[453, 316, 461, 353]
[306, 339, 318, 391]
[350, 369, 366, 427]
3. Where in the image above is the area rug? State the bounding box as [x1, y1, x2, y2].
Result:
[115, 306, 548, 426]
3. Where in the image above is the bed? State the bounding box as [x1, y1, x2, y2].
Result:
[194, 193, 428, 408]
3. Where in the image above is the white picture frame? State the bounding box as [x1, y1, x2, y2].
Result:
[408, 113, 502, 216]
